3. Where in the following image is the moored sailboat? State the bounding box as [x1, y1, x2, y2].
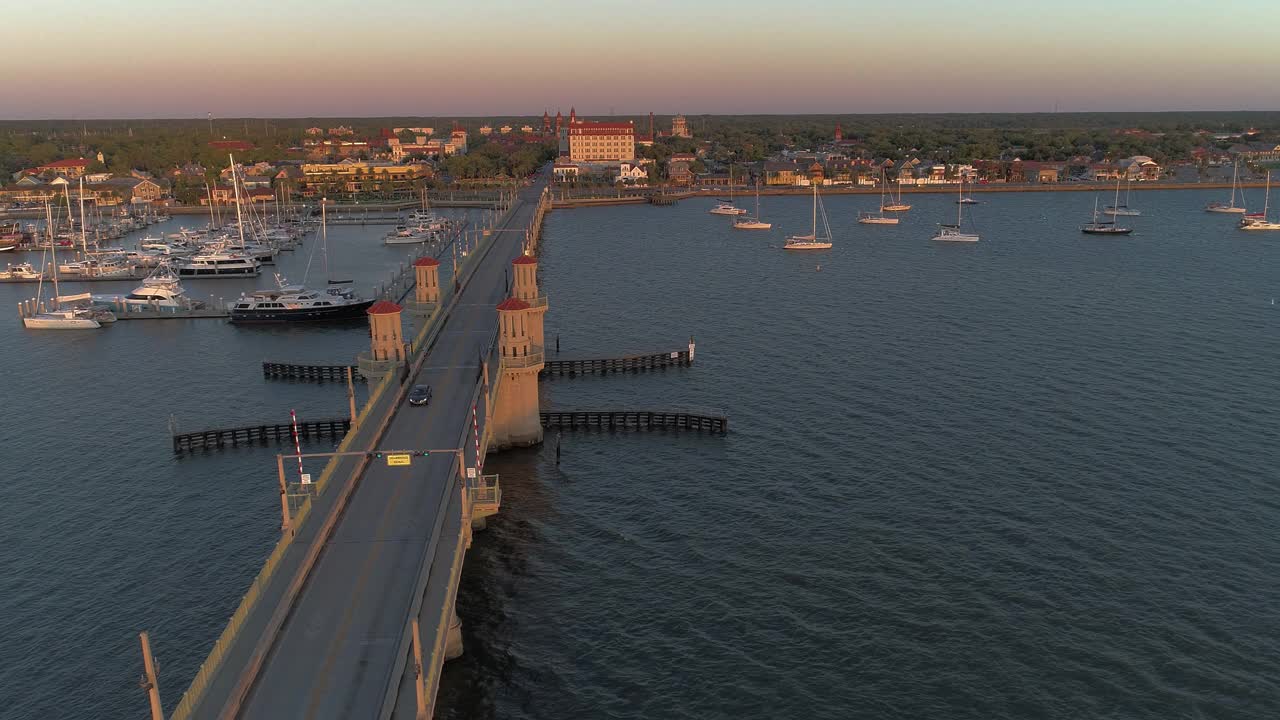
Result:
[933, 178, 980, 242]
[784, 184, 833, 250]
[732, 181, 771, 229]
[1207, 160, 1248, 214]
[859, 168, 900, 225]
[1239, 172, 1280, 231]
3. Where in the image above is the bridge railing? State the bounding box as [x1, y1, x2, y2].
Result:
[168, 176, 528, 720]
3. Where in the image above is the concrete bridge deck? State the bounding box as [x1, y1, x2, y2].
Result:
[173, 173, 548, 720]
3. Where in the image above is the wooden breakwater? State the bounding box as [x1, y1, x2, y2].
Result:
[172, 417, 351, 452]
[541, 348, 692, 377]
[263, 361, 363, 382]
[540, 410, 727, 433]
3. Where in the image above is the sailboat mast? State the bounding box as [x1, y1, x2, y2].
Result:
[78, 177, 87, 253]
[812, 183, 817, 235]
[1113, 174, 1122, 211]
[1230, 161, 1238, 206]
[47, 200, 61, 303]
[321, 196, 329, 281]
[956, 177, 963, 225]
[229, 154, 247, 249]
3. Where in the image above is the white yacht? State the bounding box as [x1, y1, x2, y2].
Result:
[384, 226, 431, 245]
[710, 201, 748, 216]
[178, 249, 261, 277]
[785, 184, 834, 250]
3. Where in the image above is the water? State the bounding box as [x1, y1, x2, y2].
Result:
[4, 191, 1279, 719]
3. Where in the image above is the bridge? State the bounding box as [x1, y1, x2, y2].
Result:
[155, 171, 554, 720]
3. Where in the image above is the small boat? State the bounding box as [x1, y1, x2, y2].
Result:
[860, 169, 900, 224]
[112, 262, 203, 309]
[858, 212, 898, 225]
[23, 307, 102, 329]
[709, 201, 748, 216]
[384, 226, 431, 245]
[1239, 172, 1280, 231]
[732, 181, 771, 229]
[785, 184, 833, 250]
[1207, 160, 1248, 214]
[21, 201, 108, 330]
[1, 262, 41, 280]
[933, 178, 980, 242]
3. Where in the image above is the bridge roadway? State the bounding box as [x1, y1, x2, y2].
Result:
[186, 175, 547, 720]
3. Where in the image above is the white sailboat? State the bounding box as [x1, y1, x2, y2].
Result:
[785, 184, 833, 250]
[932, 178, 980, 242]
[733, 181, 771, 229]
[881, 171, 911, 211]
[1207, 160, 1247, 214]
[1104, 177, 1141, 216]
[859, 168, 900, 224]
[21, 201, 106, 329]
[710, 165, 748, 215]
[1239, 172, 1280, 231]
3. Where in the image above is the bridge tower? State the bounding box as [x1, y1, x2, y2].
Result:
[357, 300, 406, 379]
[490, 297, 544, 448]
[413, 256, 441, 304]
[510, 254, 546, 348]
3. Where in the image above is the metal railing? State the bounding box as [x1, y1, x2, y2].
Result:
[469, 474, 501, 507]
[499, 349, 545, 368]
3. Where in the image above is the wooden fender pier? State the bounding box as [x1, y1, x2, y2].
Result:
[262, 361, 363, 382]
[540, 410, 727, 433]
[172, 417, 352, 452]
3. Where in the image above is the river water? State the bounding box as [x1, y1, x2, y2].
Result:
[4, 189, 1279, 719]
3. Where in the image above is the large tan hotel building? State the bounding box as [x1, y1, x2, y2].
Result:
[567, 119, 636, 162]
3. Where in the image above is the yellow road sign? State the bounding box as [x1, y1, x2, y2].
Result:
[386, 454, 412, 466]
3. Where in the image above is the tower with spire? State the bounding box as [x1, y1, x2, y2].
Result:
[542, 110, 551, 134]
[834, 123, 843, 142]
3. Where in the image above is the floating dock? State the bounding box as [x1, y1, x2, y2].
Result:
[540, 410, 727, 433]
[172, 417, 351, 452]
[114, 307, 229, 320]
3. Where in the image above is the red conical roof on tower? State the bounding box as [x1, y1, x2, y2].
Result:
[413, 256, 440, 267]
[496, 297, 530, 311]
[367, 300, 402, 315]
[512, 254, 537, 265]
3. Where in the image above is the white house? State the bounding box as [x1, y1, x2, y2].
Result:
[616, 161, 648, 183]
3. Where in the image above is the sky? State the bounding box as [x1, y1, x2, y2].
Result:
[2, 0, 1278, 119]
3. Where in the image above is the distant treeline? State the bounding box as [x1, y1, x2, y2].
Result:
[2, 112, 1276, 180]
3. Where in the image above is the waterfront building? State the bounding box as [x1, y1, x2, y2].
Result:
[764, 160, 802, 186]
[480, 125, 493, 136]
[552, 158, 580, 181]
[35, 158, 92, 179]
[297, 162, 431, 196]
[500, 125, 513, 135]
[671, 114, 691, 139]
[305, 127, 323, 136]
[567, 113, 635, 162]
[1231, 142, 1280, 163]
[616, 162, 648, 183]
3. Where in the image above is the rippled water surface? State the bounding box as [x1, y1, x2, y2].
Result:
[4, 190, 1279, 719]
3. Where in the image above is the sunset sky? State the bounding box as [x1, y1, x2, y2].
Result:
[3, 0, 1277, 119]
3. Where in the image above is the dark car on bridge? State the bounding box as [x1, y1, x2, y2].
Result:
[407, 385, 433, 406]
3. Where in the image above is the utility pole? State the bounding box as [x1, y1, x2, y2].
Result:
[207, 112, 213, 136]
[138, 632, 164, 720]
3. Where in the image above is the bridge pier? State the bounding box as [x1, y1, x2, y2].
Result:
[489, 254, 549, 449]
[445, 612, 464, 661]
